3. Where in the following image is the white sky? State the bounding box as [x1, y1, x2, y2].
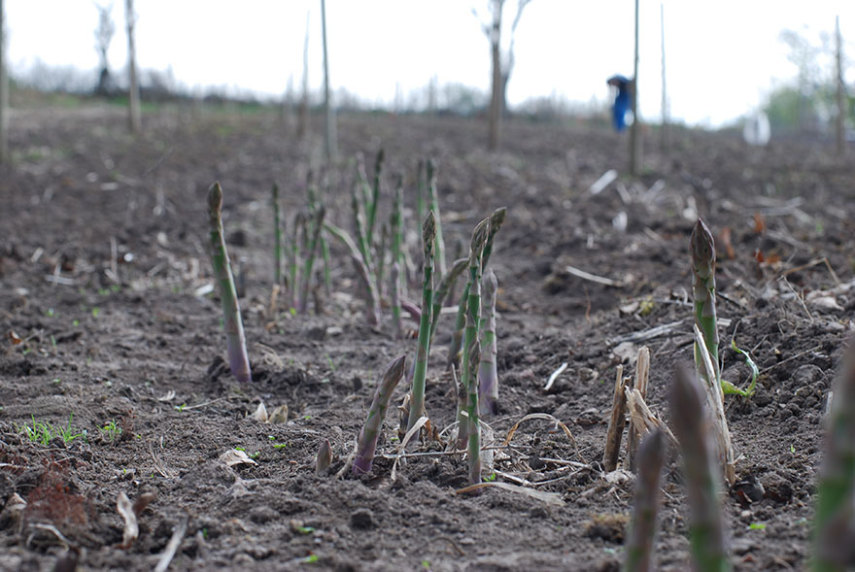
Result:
[6, 1, 855, 127]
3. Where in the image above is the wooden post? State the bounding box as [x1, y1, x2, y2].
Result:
[836, 15, 846, 156]
[320, 0, 337, 161]
[125, 0, 141, 133]
[0, 0, 8, 163]
[629, 0, 641, 175]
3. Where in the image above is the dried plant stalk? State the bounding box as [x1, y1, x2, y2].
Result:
[628, 346, 651, 470]
[603, 365, 628, 471]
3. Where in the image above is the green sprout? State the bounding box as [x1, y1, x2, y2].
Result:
[100, 419, 123, 442]
[272, 183, 282, 285]
[207, 182, 252, 383]
[721, 340, 759, 397]
[21, 414, 87, 446]
[407, 212, 436, 431]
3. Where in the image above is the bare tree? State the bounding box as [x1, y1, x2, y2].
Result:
[125, 0, 141, 133]
[660, 1, 668, 153]
[476, 0, 532, 151]
[0, 0, 7, 163]
[835, 15, 846, 156]
[94, 3, 115, 96]
[320, 0, 336, 160]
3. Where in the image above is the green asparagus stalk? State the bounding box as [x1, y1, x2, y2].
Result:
[390, 262, 403, 339]
[691, 218, 721, 389]
[289, 212, 305, 309]
[350, 179, 372, 270]
[353, 354, 407, 475]
[306, 170, 332, 297]
[625, 428, 666, 572]
[448, 282, 469, 372]
[429, 257, 468, 342]
[207, 182, 251, 383]
[407, 212, 437, 431]
[813, 344, 855, 571]
[466, 338, 482, 484]
[325, 222, 381, 326]
[272, 183, 282, 286]
[671, 366, 730, 572]
[457, 217, 490, 471]
[389, 178, 405, 335]
[478, 269, 499, 415]
[416, 159, 425, 236]
[426, 159, 447, 276]
[377, 222, 388, 300]
[366, 148, 385, 248]
[298, 205, 326, 314]
[481, 207, 508, 271]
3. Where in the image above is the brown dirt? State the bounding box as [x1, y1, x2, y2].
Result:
[1, 104, 853, 570]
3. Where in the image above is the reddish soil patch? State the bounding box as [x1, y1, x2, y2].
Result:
[1, 105, 853, 570]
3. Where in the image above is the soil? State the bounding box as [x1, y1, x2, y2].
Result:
[0, 103, 853, 571]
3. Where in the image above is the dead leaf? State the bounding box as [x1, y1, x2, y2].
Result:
[753, 213, 766, 234]
[719, 227, 736, 260]
[267, 404, 288, 424]
[7, 331, 22, 345]
[251, 402, 268, 422]
[219, 449, 258, 467]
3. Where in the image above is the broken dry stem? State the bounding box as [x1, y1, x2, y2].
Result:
[628, 346, 650, 470]
[603, 365, 628, 472]
[207, 182, 251, 383]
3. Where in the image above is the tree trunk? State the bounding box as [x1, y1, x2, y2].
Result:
[125, 0, 141, 133]
[320, 0, 337, 161]
[0, 0, 7, 163]
[629, 0, 641, 175]
[836, 15, 846, 156]
[487, 0, 503, 151]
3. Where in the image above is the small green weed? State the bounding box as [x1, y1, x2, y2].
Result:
[100, 419, 123, 442]
[21, 414, 86, 446]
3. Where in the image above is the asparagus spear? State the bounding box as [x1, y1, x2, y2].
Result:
[813, 345, 855, 571]
[366, 148, 385, 248]
[289, 212, 305, 309]
[272, 183, 282, 286]
[207, 183, 251, 383]
[298, 205, 326, 314]
[691, 218, 721, 390]
[325, 222, 381, 326]
[426, 159, 447, 276]
[625, 428, 666, 572]
[407, 212, 436, 431]
[457, 217, 490, 479]
[429, 257, 468, 342]
[478, 269, 499, 415]
[671, 366, 731, 572]
[353, 355, 407, 475]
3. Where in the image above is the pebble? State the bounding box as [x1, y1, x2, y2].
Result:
[349, 508, 374, 530]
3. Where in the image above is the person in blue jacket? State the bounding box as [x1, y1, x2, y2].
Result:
[607, 75, 633, 132]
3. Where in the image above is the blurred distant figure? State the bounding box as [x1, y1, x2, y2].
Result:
[607, 75, 633, 132]
[742, 111, 771, 146]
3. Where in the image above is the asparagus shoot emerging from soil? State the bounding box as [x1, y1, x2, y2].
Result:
[207, 182, 251, 383]
[478, 269, 499, 415]
[670, 366, 730, 572]
[813, 343, 855, 571]
[316, 439, 332, 475]
[691, 218, 721, 389]
[625, 428, 666, 572]
[352, 354, 407, 476]
[390, 262, 403, 339]
[325, 222, 381, 326]
[407, 212, 437, 431]
[366, 148, 384, 248]
[298, 205, 326, 314]
[272, 183, 282, 286]
[426, 159, 447, 276]
[457, 217, 490, 481]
